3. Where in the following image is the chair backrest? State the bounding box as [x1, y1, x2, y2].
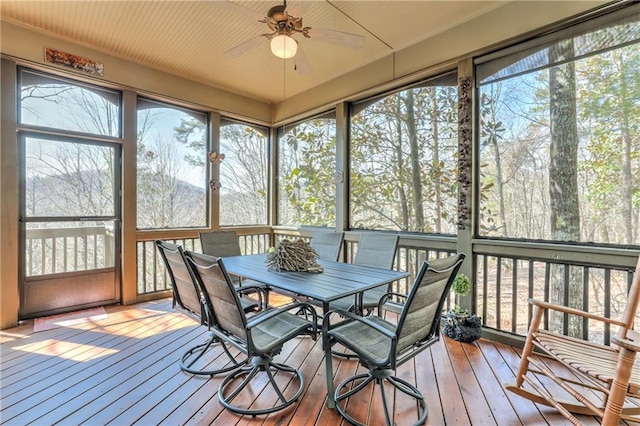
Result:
[310, 231, 344, 261]
[199, 231, 242, 257]
[620, 255, 640, 341]
[155, 240, 203, 321]
[186, 251, 248, 341]
[396, 253, 466, 355]
[354, 233, 399, 269]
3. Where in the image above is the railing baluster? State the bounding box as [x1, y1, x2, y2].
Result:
[511, 259, 518, 333]
[527, 260, 534, 329]
[52, 236, 58, 274]
[604, 269, 611, 345]
[582, 267, 589, 340]
[563, 264, 570, 336]
[496, 256, 502, 330]
[544, 263, 550, 331]
[482, 255, 488, 326]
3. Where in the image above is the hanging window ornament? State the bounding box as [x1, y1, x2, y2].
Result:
[209, 179, 222, 193]
[209, 152, 225, 164]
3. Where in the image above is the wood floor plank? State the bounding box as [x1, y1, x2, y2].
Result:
[1, 298, 621, 426]
[414, 347, 446, 426]
[477, 339, 548, 425]
[64, 328, 222, 425]
[3, 315, 198, 424]
[443, 336, 497, 425]
[430, 339, 470, 424]
[0, 311, 191, 423]
[1, 303, 172, 388]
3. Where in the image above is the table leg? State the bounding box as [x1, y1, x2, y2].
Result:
[322, 301, 336, 409]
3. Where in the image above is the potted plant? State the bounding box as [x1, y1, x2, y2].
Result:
[443, 274, 481, 343]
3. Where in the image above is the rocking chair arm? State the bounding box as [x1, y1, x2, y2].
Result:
[528, 298, 626, 327]
[612, 335, 640, 352]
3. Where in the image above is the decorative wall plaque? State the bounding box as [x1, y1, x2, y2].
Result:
[44, 47, 104, 76]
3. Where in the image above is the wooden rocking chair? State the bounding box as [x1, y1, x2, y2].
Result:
[506, 255, 640, 425]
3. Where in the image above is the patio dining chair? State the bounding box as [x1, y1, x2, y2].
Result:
[506, 255, 640, 425]
[310, 230, 344, 261]
[155, 240, 262, 376]
[323, 253, 465, 426]
[199, 230, 270, 303]
[330, 233, 400, 314]
[186, 251, 318, 415]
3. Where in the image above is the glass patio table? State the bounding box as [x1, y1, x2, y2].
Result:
[221, 253, 409, 408]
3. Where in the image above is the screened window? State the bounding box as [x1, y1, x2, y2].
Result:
[277, 113, 336, 226]
[19, 69, 120, 137]
[219, 119, 268, 226]
[136, 98, 208, 229]
[350, 72, 458, 233]
[477, 6, 640, 245]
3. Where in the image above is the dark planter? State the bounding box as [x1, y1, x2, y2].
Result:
[442, 311, 481, 343]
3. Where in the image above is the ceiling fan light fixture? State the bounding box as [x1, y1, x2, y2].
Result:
[270, 34, 297, 59]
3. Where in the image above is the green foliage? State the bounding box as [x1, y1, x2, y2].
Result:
[451, 273, 472, 315]
[349, 84, 459, 233]
[278, 118, 337, 226]
[452, 274, 472, 297]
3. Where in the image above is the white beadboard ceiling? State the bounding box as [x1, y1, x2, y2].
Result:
[0, 1, 564, 103]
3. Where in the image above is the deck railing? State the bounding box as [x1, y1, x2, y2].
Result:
[24, 227, 637, 344]
[474, 240, 638, 345]
[25, 226, 115, 276]
[136, 228, 638, 343]
[137, 229, 271, 295]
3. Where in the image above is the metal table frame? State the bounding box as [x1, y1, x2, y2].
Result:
[222, 253, 409, 408]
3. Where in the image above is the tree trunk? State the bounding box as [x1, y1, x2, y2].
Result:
[549, 40, 582, 337]
[404, 91, 425, 232]
[618, 54, 635, 244]
[430, 90, 443, 233]
[396, 97, 409, 229]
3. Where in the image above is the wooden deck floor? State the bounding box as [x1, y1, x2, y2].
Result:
[0, 298, 610, 425]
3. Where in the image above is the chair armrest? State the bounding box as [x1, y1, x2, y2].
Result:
[612, 335, 640, 352]
[322, 308, 396, 340]
[235, 285, 267, 310]
[246, 301, 317, 335]
[377, 292, 407, 315]
[528, 298, 626, 327]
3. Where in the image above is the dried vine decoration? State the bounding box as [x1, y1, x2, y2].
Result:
[209, 151, 225, 164]
[265, 239, 323, 272]
[457, 76, 473, 230]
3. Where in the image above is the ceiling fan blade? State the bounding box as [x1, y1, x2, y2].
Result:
[224, 0, 266, 21]
[224, 1, 269, 23]
[307, 28, 364, 49]
[294, 45, 312, 74]
[223, 35, 265, 58]
[285, 1, 309, 20]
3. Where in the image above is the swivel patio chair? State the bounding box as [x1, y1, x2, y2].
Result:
[199, 230, 270, 304]
[155, 240, 260, 376]
[330, 233, 400, 314]
[506, 255, 640, 425]
[323, 253, 465, 426]
[186, 251, 318, 415]
[310, 230, 344, 261]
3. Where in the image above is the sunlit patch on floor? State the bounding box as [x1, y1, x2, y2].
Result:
[13, 339, 119, 361]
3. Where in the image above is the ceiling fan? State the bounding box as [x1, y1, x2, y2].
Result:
[223, 1, 365, 73]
